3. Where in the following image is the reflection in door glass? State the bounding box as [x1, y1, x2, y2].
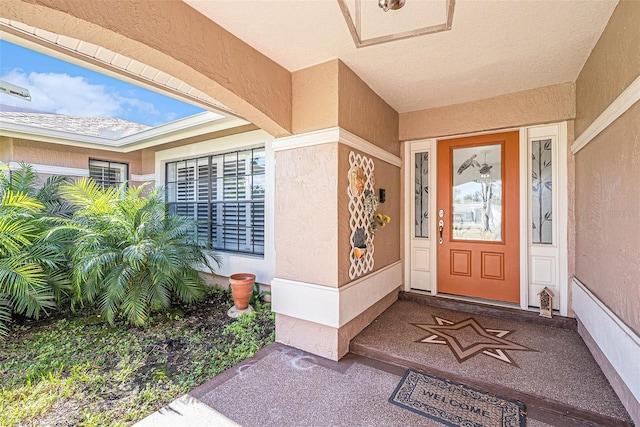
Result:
[415, 152, 429, 238]
[452, 145, 502, 241]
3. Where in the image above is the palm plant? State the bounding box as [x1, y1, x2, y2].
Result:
[60, 178, 221, 326]
[1, 162, 72, 284]
[0, 162, 74, 218]
[0, 190, 62, 338]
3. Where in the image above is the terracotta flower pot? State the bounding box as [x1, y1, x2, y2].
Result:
[229, 273, 256, 310]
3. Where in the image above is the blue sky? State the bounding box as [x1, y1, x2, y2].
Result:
[0, 40, 205, 127]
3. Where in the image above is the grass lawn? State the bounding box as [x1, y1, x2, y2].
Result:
[0, 287, 274, 427]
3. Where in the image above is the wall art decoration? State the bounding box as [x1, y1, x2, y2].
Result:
[348, 165, 365, 196]
[348, 151, 375, 279]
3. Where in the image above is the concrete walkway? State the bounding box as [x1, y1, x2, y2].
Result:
[135, 343, 560, 426]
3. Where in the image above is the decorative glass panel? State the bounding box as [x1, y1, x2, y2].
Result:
[415, 152, 429, 238]
[531, 139, 553, 244]
[452, 145, 502, 241]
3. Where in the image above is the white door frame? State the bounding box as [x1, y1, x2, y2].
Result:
[404, 123, 568, 315]
[403, 138, 438, 294]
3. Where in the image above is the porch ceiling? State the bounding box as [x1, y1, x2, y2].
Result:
[185, 0, 617, 113]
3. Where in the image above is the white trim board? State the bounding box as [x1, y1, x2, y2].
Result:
[8, 162, 89, 177]
[131, 173, 156, 182]
[271, 261, 402, 329]
[518, 128, 529, 310]
[273, 127, 402, 168]
[432, 126, 522, 141]
[572, 277, 640, 403]
[572, 75, 640, 154]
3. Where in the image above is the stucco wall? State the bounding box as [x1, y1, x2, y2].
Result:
[292, 61, 339, 135]
[338, 61, 400, 156]
[275, 284, 400, 361]
[574, 102, 640, 335]
[292, 60, 400, 155]
[337, 145, 401, 286]
[12, 139, 142, 174]
[575, 0, 640, 136]
[5, 0, 291, 137]
[400, 82, 575, 141]
[574, 0, 640, 336]
[274, 143, 339, 287]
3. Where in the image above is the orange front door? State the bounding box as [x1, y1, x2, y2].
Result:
[437, 131, 520, 303]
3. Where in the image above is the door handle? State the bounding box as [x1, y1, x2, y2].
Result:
[438, 219, 444, 245]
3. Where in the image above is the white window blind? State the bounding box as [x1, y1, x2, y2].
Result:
[165, 148, 265, 256]
[89, 159, 128, 188]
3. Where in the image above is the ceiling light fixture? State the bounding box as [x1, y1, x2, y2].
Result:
[379, 0, 406, 12]
[338, 0, 455, 48]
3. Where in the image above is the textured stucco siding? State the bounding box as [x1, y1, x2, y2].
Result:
[400, 82, 576, 141]
[574, 101, 640, 335]
[574, 0, 640, 336]
[274, 144, 339, 287]
[13, 138, 142, 174]
[575, 0, 640, 136]
[292, 61, 339, 135]
[338, 61, 400, 156]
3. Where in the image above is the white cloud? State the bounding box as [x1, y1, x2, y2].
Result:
[1, 70, 122, 117]
[164, 112, 178, 122]
[117, 96, 159, 116]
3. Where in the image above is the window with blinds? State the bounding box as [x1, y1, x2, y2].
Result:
[165, 147, 265, 256]
[89, 159, 128, 188]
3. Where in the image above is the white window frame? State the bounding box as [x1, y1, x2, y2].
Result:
[155, 129, 275, 284]
[522, 123, 568, 315]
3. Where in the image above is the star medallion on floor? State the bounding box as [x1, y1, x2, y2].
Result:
[412, 316, 535, 366]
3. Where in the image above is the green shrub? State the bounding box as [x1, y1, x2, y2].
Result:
[59, 178, 221, 326]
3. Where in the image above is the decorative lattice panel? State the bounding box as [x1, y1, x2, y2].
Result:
[348, 151, 375, 279]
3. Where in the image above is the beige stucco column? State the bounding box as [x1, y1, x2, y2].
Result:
[271, 61, 402, 360]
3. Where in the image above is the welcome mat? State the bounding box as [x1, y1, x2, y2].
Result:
[389, 370, 525, 427]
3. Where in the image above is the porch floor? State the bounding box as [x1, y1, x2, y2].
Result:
[350, 293, 633, 426]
